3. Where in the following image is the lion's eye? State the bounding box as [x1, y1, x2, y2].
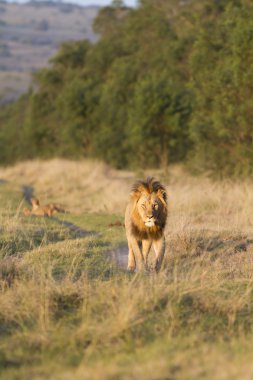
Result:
[141, 204, 146, 209]
[154, 204, 159, 210]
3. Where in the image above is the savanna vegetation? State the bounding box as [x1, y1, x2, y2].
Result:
[0, 0, 252, 177]
[0, 159, 253, 379]
[0, 1, 253, 378]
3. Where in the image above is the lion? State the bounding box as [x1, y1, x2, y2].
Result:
[125, 177, 168, 272]
[23, 198, 64, 217]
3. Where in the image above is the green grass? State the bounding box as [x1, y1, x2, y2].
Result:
[1, 182, 253, 379]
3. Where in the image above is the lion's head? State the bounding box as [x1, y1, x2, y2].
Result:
[31, 197, 40, 210]
[129, 177, 167, 240]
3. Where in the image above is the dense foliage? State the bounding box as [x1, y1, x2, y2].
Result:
[0, 0, 252, 176]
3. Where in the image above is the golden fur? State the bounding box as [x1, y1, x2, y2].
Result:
[125, 177, 168, 271]
[23, 198, 64, 217]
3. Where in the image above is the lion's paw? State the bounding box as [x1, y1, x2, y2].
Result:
[127, 265, 136, 272]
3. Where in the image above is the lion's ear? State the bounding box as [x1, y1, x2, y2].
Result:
[130, 189, 141, 201]
[130, 183, 146, 201]
[157, 189, 167, 205]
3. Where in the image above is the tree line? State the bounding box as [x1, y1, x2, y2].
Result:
[0, 0, 252, 177]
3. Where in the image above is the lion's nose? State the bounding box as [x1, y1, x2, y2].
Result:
[147, 214, 153, 219]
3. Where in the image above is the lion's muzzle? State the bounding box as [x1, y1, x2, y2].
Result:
[145, 217, 156, 227]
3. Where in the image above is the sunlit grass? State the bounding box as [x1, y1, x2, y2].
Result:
[0, 160, 253, 379]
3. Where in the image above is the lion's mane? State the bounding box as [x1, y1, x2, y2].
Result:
[128, 177, 168, 241]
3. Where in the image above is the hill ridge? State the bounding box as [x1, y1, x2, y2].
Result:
[0, 1, 99, 103]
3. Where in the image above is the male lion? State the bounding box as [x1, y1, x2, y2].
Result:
[125, 177, 167, 272]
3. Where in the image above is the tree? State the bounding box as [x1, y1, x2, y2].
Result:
[189, 2, 253, 176]
[93, 1, 129, 35]
[128, 73, 191, 170]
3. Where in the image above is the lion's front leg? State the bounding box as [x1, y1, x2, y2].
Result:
[153, 237, 165, 272]
[127, 236, 145, 271]
[142, 239, 152, 268]
[127, 242, 136, 271]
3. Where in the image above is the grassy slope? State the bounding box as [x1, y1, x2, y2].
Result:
[0, 2, 98, 103]
[0, 160, 253, 379]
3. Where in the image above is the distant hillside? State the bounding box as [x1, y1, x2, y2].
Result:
[0, 1, 99, 103]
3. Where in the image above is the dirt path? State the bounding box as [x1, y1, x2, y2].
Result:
[22, 184, 128, 269]
[107, 245, 128, 268]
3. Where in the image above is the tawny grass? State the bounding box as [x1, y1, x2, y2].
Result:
[0, 159, 253, 380]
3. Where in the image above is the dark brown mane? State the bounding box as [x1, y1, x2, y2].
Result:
[131, 221, 165, 241]
[132, 177, 167, 203]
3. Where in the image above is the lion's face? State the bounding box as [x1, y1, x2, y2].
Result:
[137, 192, 165, 228]
[31, 198, 40, 209]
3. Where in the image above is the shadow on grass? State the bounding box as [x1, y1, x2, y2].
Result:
[165, 231, 253, 281]
[21, 183, 128, 271]
[51, 216, 96, 239]
[0, 212, 98, 263]
[22, 185, 34, 205]
[21, 184, 96, 240]
[169, 232, 253, 260]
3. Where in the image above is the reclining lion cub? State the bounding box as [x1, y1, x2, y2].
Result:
[125, 177, 168, 272]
